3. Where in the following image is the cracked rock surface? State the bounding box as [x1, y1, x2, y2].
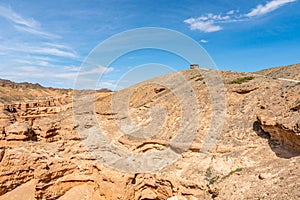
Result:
[0, 65, 299, 199]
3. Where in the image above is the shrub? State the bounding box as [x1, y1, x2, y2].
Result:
[229, 76, 254, 84]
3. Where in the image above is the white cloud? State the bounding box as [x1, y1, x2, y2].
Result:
[184, 12, 242, 32]
[0, 5, 59, 38]
[80, 66, 114, 75]
[98, 80, 117, 89]
[17, 66, 42, 72]
[43, 43, 73, 50]
[14, 59, 50, 67]
[0, 6, 82, 88]
[0, 5, 39, 28]
[1, 65, 113, 83]
[184, 17, 222, 33]
[63, 65, 80, 72]
[246, 0, 296, 17]
[30, 56, 53, 62]
[30, 47, 77, 58]
[53, 72, 78, 79]
[200, 39, 208, 43]
[227, 10, 235, 15]
[185, 0, 296, 33]
[0, 66, 47, 79]
[14, 25, 60, 39]
[0, 43, 78, 58]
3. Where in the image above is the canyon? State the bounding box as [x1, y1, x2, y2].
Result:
[0, 64, 299, 199]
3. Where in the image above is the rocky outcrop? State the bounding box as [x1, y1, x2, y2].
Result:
[257, 114, 300, 152]
[0, 95, 73, 143]
[124, 174, 206, 199]
[4, 121, 36, 141]
[255, 82, 300, 153]
[1, 96, 70, 114]
[231, 85, 259, 94]
[1, 66, 300, 199]
[32, 118, 61, 141]
[0, 96, 71, 126]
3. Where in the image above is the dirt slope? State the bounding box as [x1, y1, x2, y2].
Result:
[255, 63, 300, 81]
[0, 64, 299, 199]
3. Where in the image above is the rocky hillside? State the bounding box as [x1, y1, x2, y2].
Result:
[0, 78, 71, 104]
[255, 63, 300, 81]
[0, 64, 299, 199]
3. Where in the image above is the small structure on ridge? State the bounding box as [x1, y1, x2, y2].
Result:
[190, 64, 199, 69]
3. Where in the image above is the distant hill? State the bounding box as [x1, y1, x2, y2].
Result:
[255, 63, 300, 81]
[0, 78, 113, 104]
[0, 78, 72, 104]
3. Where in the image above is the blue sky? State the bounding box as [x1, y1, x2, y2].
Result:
[0, 0, 299, 89]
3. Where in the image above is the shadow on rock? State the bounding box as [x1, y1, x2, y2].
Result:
[253, 121, 300, 159]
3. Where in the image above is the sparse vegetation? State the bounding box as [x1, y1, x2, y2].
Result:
[1, 63, 300, 199]
[222, 168, 243, 180]
[205, 167, 243, 185]
[205, 167, 219, 185]
[205, 167, 212, 178]
[209, 176, 220, 185]
[229, 76, 254, 84]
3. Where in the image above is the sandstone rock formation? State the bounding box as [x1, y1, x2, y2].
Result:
[0, 65, 299, 199]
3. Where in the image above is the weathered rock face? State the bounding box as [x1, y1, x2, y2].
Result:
[4, 121, 36, 141]
[254, 81, 300, 153]
[0, 66, 300, 199]
[0, 96, 71, 125]
[257, 115, 300, 152]
[32, 118, 61, 141]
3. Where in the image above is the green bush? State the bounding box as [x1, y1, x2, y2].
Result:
[229, 76, 254, 84]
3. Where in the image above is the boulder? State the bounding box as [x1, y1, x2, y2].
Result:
[4, 121, 34, 141]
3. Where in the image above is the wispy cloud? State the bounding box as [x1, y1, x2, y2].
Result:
[184, 11, 245, 33]
[0, 5, 38, 28]
[200, 39, 208, 43]
[184, 18, 222, 33]
[98, 80, 117, 89]
[14, 25, 60, 39]
[30, 47, 77, 58]
[0, 5, 80, 87]
[0, 43, 78, 58]
[30, 56, 53, 62]
[14, 59, 50, 67]
[17, 66, 42, 72]
[185, 0, 297, 32]
[78, 66, 114, 76]
[1, 65, 113, 84]
[226, 10, 236, 15]
[246, 0, 296, 17]
[0, 5, 59, 38]
[43, 43, 73, 50]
